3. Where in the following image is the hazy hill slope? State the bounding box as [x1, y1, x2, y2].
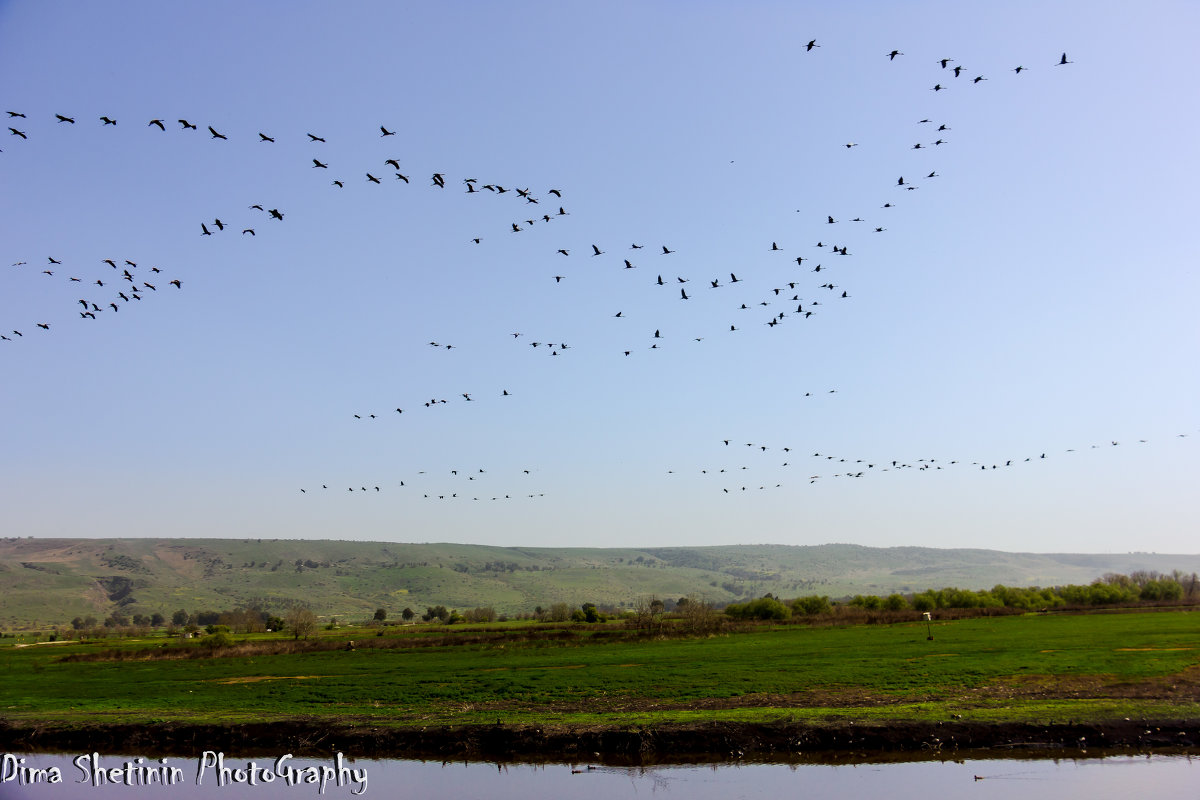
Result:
[2, 538, 1198, 628]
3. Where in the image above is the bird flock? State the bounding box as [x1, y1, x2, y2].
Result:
[6, 45, 1192, 501]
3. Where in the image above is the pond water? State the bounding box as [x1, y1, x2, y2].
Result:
[2, 752, 1196, 798]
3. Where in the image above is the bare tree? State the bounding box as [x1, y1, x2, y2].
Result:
[679, 594, 720, 633]
[286, 607, 317, 640]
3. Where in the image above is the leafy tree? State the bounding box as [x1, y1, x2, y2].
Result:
[172, 609, 189, 626]
[374, 608, 387, 621]
[422, 605, 450, 623]
[150, 612, 165, 627]
[463, 606, 496, 623]
[70, 617, 85, 630]
[849, 594, 882, 610]
[401, 607, 414, 621]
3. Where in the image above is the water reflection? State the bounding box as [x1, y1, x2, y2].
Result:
[1, 752, 1195, 799]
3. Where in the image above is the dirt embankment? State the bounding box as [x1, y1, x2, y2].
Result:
[2, 719, 1197, 764]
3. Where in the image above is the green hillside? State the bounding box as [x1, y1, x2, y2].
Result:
[2, 537, 1198, 629]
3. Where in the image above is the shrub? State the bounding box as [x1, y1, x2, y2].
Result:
[725, 596, 791, 620]
[202, 631, 235, 649]
[792, 595, 832, 616]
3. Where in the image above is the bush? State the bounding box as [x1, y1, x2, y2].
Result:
[725, 596, 791, 621]
[792, 595, 832, 616]
[202, 631, 235, 649]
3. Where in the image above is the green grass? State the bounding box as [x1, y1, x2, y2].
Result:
[3, 611, 1199, 731]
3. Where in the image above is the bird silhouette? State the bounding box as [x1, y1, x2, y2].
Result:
[178, 119, 197, 130]
[307, 133, 326, 142]
[208, 126, 227, 140]
[380, 126, 395, 137]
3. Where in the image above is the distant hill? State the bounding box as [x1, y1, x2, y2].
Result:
[3, 537, 1198, 629]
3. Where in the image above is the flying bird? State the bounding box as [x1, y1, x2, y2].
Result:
[805, 39, 819, 51]
[178, 119, 197, 130]
[380, 126, 395, 136]
[208, 126, 227, 140]
[307, 133, 326, 142]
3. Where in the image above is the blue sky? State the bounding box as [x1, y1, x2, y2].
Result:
[1, 1, 1196, 554]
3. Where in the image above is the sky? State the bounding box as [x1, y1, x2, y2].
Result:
[1, 1, 1196, 554]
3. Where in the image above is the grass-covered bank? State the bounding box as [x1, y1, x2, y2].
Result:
[2, 610, 1198, 758]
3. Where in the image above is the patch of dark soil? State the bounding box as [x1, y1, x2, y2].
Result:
[2, 718, 1197, 764]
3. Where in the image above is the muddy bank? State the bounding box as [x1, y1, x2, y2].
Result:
[3, 719, 1198, 764]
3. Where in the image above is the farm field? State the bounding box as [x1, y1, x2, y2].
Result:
[3, 610, 1198, 755]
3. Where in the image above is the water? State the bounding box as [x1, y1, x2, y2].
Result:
[2, 752, 1196, 798]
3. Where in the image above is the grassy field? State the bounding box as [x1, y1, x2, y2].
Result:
[3, 610, 1199, 732]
